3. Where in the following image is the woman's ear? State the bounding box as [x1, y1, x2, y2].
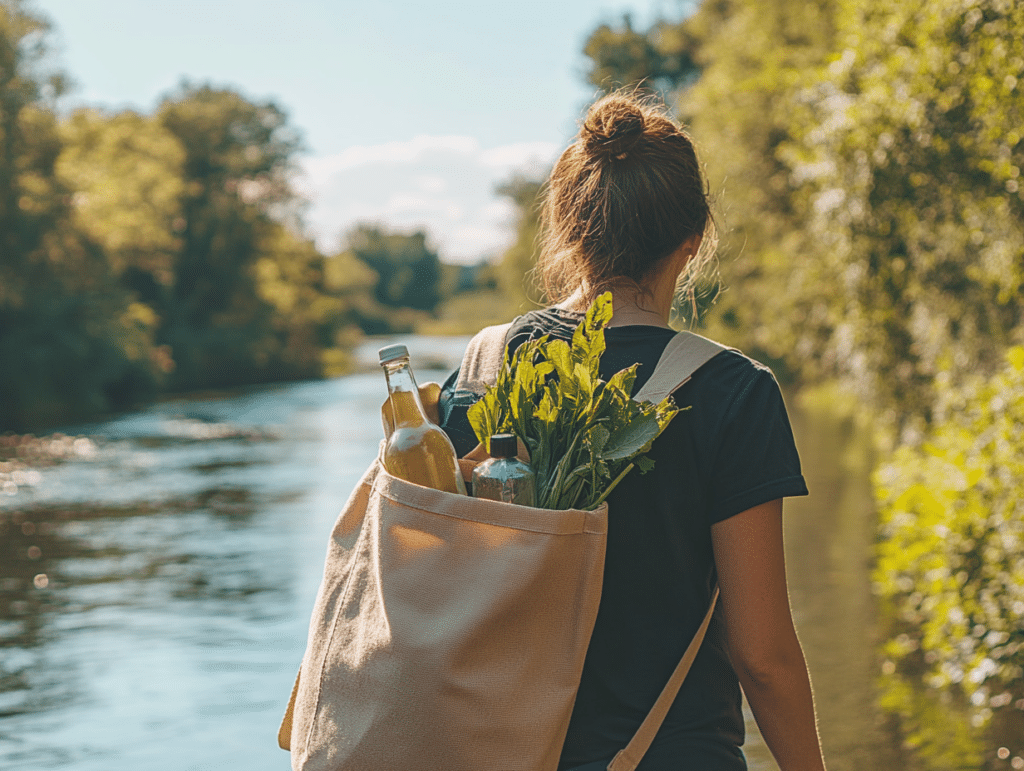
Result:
[668, 234, 702, 277]
[681, 233, 703, 264]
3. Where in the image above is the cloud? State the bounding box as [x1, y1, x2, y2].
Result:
[297, 135, 559, 263]
[302, 135, 482, 183]
[414, 175, 447, 194]
[479, 141, 561, 173]
[383, 193, 463, 220]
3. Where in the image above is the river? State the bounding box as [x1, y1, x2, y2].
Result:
[1, 335, 894, 770]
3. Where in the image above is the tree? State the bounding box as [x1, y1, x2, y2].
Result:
[56, 108, 185, 298]
[779, 0, 1024, 421]
[0, 1, 68, 305]
[346, 224, 443, 315]
[494, 175, 545, 311]
[155, 83, 309, 388]
[0, 2, 160, 429]
[583, 13, 701, 99]
[253, 227, 369, 377]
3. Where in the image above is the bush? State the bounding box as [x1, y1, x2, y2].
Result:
[874, 346, 1024, 766]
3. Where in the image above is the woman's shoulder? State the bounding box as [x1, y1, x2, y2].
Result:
[697, 342, 777, 381]
[680, 339, 787, 417]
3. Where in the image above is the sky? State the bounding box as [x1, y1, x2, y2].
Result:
[34, 0, 692, 263]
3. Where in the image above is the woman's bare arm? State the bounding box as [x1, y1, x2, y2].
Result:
[710, 499, 827, 771]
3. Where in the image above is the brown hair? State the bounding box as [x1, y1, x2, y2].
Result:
[536, 90, 715, 307]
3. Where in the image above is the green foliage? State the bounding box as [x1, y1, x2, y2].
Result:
[252, 227, 356, 377]
[346, 224, 443, 317]
[874, 347, 1024, 766]
[0, 1, 67, 304]
[155, 83, 297, 388]
[0, 1, 164, 429]
[467, 294, 679, 510]
[583, 13, 700, 99]
[667, 0, 835, 371]
[777, 0, 1024, 422]
[0, 7, 369, 427]
[494, 175, 546, 311]
[57, 108, 185, 285]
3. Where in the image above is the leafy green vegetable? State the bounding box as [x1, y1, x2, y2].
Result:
[467, 293, 680, 510]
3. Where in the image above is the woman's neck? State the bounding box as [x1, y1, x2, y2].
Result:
[553, 236, 699, 328]
[557, 281, 676, 329]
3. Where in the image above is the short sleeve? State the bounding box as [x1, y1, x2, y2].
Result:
[703, 364, 808, 523]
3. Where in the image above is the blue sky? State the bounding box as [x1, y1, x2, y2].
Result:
[35, 0, 690, 263]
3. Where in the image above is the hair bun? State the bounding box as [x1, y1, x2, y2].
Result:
[582, 97, 646, 160]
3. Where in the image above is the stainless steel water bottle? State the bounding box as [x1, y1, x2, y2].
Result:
[471, 433, 536, 506]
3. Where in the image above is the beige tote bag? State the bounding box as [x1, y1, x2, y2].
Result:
[281, 328, 726, 771]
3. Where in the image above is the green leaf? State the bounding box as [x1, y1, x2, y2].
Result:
[585, 423, 611, 457]
[571, 292, 611, 366]
[607, 365, 639, 399]
[634, 456, 656, 474]
[467, 390, 500, 452]
[547, 339, 574, 381]
[602, 412, 662, 461]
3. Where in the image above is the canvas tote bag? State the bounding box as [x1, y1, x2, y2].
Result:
[280, 326, 726, 771]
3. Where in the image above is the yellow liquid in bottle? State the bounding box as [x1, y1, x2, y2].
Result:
[384, 390, 467, 495]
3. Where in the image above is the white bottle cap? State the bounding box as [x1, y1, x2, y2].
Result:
[378, 344, 409, 364]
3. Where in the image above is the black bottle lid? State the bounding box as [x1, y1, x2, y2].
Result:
[489, 433, 517, 458]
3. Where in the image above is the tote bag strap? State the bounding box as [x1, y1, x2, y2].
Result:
[453, 322, 513, 395]
[457, 326, 728, 402]
[606, 587, 720, 771]
[608, 332, 728, 770]
[634, 330, 730, 404]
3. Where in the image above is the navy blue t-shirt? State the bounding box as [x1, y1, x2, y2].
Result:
[437, 308, 808, 771]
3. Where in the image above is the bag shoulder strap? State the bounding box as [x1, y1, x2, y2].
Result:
[612, 333, 727, 769]
[606, 587, 720, 771]
[634, 331, 730, 404]
[456, 325, 728, 404]
[453, 322, 513, 395]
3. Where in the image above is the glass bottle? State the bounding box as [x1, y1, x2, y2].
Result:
[472, 433, 536, 506]
[379, 344, 467, 495]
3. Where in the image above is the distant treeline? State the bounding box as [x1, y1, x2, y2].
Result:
[0, 2, 499, 431]
[554, 0, 1022, 764]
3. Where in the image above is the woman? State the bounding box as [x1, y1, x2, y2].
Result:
[438, 92, 828, 771]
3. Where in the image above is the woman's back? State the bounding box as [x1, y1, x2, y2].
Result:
[440, 307, 808, 770]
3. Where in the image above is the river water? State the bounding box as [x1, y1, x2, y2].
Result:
[1, 335, 894, 770]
